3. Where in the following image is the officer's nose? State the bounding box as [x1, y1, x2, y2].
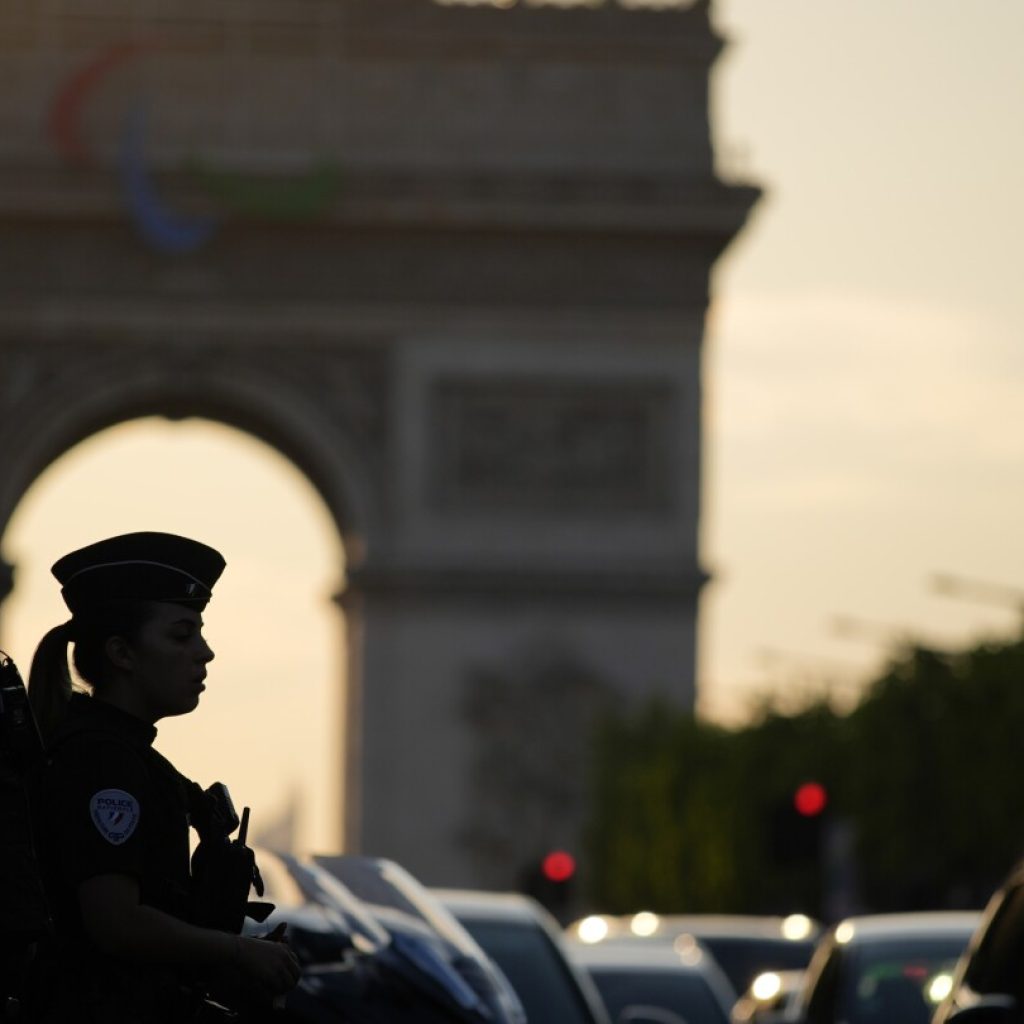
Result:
[200, 638, 215, 663]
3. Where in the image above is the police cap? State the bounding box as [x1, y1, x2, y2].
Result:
[52, 532, 226, 614]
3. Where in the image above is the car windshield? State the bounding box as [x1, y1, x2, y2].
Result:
[589, 968, 730, 1024]
[459, 919, 597, 1024]
[839, 936, 969, 1024]
[697, 936, 816, 995]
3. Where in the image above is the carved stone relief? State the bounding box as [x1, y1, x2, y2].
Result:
[0, 340, 391, 495]
[430, 377, 675, 514]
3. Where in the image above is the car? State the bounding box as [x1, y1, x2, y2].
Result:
[567, 913, 821, 1001]
[248, 848, 523, 1023]
[785, 910, 979, 1024]
[569, 937, 738, 1024]
[433, 888, 613, 1024]
[932, 861, 1024, 1023]
[314, 854, 526, 1024]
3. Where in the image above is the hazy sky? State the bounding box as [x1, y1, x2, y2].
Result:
[3, 0, 1024, 849]
[700, 0, 1024, 718]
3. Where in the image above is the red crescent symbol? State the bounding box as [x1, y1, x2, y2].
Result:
[48, 39, 158, 167]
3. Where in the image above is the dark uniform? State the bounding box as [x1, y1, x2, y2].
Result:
[36, 693, 205, 1023]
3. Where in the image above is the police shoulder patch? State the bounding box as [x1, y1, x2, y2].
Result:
[89, 788, 141, 845]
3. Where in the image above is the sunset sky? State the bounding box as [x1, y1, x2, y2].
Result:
[3, 0, 1023, 852]
[701, 0, 1024, 717]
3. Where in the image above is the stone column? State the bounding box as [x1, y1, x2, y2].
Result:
[0, 558, 14, 639]
[0, 559, 13, 605]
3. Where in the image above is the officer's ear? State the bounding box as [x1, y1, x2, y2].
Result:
[104, 634, 136, 673]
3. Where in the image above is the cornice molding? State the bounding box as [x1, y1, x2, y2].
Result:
[0, 170, 760, 237]
[342, 562, 709, 606]
[0, 559, 13, 604]
[0, 300, 702, 342]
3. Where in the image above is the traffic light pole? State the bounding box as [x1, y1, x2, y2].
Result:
[821, 816, 861, 922]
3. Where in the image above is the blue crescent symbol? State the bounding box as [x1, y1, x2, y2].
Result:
[119, 105, 219, 254]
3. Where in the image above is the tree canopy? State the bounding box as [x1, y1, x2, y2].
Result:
[585, 629, 1024, 920]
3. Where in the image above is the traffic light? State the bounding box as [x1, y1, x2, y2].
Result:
[520, 849, 577, 922]
[541, 850, 576, 884]
[794, 782, 828, 818]
[769, 782, 829, 866]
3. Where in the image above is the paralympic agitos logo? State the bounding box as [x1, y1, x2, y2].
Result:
[49, 39, 342, 254]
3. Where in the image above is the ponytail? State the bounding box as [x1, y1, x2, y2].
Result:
[27, 601, 156, 742]
[27, 622, 76, 743]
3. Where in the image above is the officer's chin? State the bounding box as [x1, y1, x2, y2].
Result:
[163, 692, 203, 718]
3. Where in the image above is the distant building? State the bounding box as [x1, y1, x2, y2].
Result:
[0, 0, 758, 886]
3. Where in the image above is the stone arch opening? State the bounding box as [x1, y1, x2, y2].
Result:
[0, 410, 357, 853]
[0, 350, 380, 558]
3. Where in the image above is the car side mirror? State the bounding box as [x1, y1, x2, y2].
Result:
[617, 1006, 688, 1024]
[946, 994, 1017, 1023]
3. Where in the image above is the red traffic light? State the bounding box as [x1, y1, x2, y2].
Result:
[542, 850, 576, 883]
[793, 782, 828, 817]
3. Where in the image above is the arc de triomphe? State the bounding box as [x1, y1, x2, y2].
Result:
[0, 0, 757, 886]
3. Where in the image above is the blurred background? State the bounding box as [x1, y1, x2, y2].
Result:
[1, 0, 1022, 919]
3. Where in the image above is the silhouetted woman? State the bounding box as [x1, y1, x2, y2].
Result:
[27, 531, 300, 1023]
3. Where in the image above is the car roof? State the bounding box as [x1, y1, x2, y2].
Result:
[432, 888, 550, 925]
[649, 915, 817, 938]
[655, 917, 815, 937]
[827, 911, 980, 943]
[567, 912, 821, 944]
[568, 941, 715, 974]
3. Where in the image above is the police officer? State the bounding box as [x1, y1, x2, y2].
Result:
[26, 531, 300, 1023]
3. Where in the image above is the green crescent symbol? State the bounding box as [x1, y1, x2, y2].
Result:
[186, 158, 343, 221]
